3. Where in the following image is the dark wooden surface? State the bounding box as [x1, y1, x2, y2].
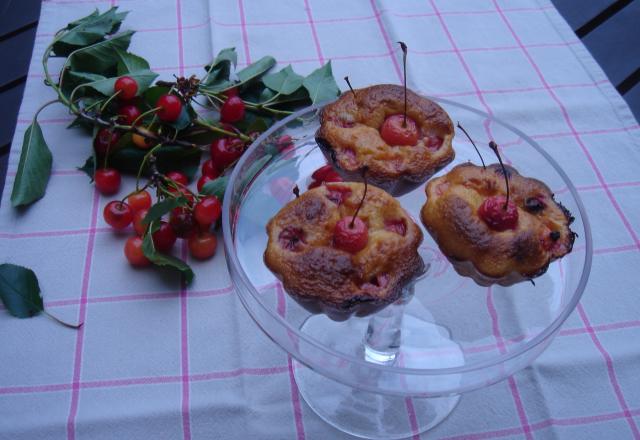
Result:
[0, 1, 639, 206]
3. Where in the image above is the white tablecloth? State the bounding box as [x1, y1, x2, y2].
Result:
[2, 0, 640, 439]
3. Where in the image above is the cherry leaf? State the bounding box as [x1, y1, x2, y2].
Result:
[142, 222, 194, 284]
[115, 49, 151, 74]
[302, 61, 340, 105]
[11, 121, 53, 207]
[142, 197, 189, 226]
[200, 175, 229, 200]
[263, 65, 304, 95]
[68, 30, 134, 74]
[0, 264, 44, 318]
[52, 7, 128, 56]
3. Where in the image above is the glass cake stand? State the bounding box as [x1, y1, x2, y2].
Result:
[222, 98, 592, 439]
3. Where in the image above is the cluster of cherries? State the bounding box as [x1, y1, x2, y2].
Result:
[95, 76, 252, 267]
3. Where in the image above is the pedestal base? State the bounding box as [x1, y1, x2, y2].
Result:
[293, 314, 463, 439]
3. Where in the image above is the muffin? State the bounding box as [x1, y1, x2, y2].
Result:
[316, 84, 455, 195]
[420, 163, 576, 286]
[265, 182, 425, 320]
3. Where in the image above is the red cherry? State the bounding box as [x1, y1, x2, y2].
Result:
[126, 190, 152, 213]
[325, 185, 352, 205]
[220, 96, 245, 123]
[308, 180, 322, 190]
[104, 201, 133, 229]
[170, 208, 196, 239]
[133, 209, 148, 236]
[94, 128, 121, 156]
[124, 236, 150, 267]
[196, 175, 212, 192]
[384, 219, 407, 236]
[478, 195, 519, 231]
[334, 216, 368, 253]
[118, 104, 142, 126]
[211, 137, 244, 170]
[380, 114, 419, 146]
[188, 231, 218, 260]
[156, 94, 183, 122]
[276, 135, 294, 152]
[311, 165, 335, 182]
[166, 171, 189, 186]
[224, 87, 239, 98]
[152, 221, 177, 252]
[95, 168, 121, 195]
[201, 159, 220, 178]
[323, 171, 343, 183]
[114, 76, 138, 100]
[194, 196, 222, 227]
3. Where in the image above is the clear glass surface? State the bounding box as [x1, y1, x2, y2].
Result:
[222, 97, 592, 438]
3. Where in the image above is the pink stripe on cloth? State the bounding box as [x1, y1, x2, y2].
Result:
[490, 0, 640, 254]
[65, 188, 100, 440]
[179, 242, 192, 440]
[303, 0, 324, 64]
[369, 0, 403, 82]
[576, 305, 640, 438]
[404, 397, 421, 440]
[238, 0, 251, 64]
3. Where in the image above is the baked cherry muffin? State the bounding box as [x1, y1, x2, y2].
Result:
[420, 163, 576, 286]
[264, 182, 425, 320]
[316, 84, 455, 195]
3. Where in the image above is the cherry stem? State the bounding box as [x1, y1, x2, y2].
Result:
[398, 41, 408, 128]
[456, 122, 486, 169]
[488, 141, 510, 209]
[132, 106, 162, 127]
[43, 309, 83, 329]
[292, 185, 300, 198]
[350, 167, 368, 228]
[344, 76, 358, 103]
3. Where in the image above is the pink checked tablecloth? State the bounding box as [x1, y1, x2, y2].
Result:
[2, 0, 640, 439]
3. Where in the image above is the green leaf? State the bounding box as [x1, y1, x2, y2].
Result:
[78, 156, 96, 181]
[202, 47, 237, 86]
[68, 30, 134, 74]
[115, 49, 151, 74]
[142, 197, 189, 226]
[108, 145, 201, 178]
[52, 8, 128, 56]
[0, 264, 44, 318]
[263, 65, 304, 95]
[11, 121, 53, 207]
[81, 70, 158, 97]
[200, 175, 229, 200]
[302, 61, 340, 105]
[236, 56, 276, 85]
[142, 221, 194, 284]
[62, 71, 107, 98]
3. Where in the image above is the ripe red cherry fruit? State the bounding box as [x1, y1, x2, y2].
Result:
[201, 159, 220, 178]
[127, 190, 152, 213]
[188, 231, 218, 260]
[197, 175, 214, 192]
[169, 208, 196, 239]
[94, 128, 121, 156]
[194, 196, 222, 227]
[220, 96, 245, 123]
[224, 87, 239, 98]
[311, 164, 335, 182]
[211, 137, 244, 170]
[166, 171, 189, 186]
[478, 195, 519, 231]
[333, 216, 368, 253]
[95, 168, 121, 195]
[104, 201, 133, 229]
[156, 94, 183, 122]
[114, 76, 138, 100]
[380, 114, 419, 146]
[124, 236, 150, 267]
[118, 104, 142, 126]
[152, 221, 177, 252]
[133, 209, 148, 236]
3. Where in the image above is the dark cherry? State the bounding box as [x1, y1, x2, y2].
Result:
[152, 221, 177, 252]
[278, 226, 305, 251]
[211, 137, 244, 170]
[94, 128, 121, 156]
[220, 96, 245, 123]
[94, 168, 121, 195]
[197, 174, 214, 192]
[311, 165, 335, 182]
[380, 114, 419, 146]
[384, 219, 407, 236]
[170, 208, 196, 239]
[156, 94, 183, 122]
[201, 159, 220, 178]
[118, 104, 142, 126]
[166, 171, 189, 186]
[194, 196, 222, 227]
[333, 216, 368, 253]
[478, 195, 519, 231]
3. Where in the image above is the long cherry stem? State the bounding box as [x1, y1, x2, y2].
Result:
[350, 167, 368, 228]
[488, 141, 510, 209]
[344, 76, 358, 103]
[398, 41, 408, 127]
[457, 122, 486, 169]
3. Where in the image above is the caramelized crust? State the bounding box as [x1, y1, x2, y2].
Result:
[316, 84, 455, 195]
[421, 163, 576, 286]
[265, 182, 425, 320]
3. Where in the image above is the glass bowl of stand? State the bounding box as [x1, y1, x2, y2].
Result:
[222, 97, 592, 439]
